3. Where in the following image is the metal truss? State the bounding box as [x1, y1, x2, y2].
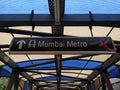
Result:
[0, 0, 120, 88]
[48, 0, 65, 16]
[0, 50, 39, 87]
[81, 53, 120, 86]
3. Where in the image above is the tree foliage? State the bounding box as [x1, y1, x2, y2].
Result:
[0, 77, 21, 90]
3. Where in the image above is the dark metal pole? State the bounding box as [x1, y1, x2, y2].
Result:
[14, 72, 19, 90]
[55, 55, 62, 90]
[52, 0, 63, 88]
[0, 50, 40, 87]
[102, 71, 113, 90]
[87, 81, 92, 90]
[83, 85, 87, 90]
[101, 73, 106, 90]
[6, 70, 17, 90]
[90, 80, 95, 90]
[37, 86, 40, 90]
[79, 86, 82, 90]
[28, 82, 33, 90]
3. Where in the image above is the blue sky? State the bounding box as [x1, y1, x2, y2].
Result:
[0, 0, 120, 14]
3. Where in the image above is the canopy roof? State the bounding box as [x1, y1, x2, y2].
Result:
[0, 0, 120, 89]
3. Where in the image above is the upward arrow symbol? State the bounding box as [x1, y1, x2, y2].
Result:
[17, 40, 26, 49]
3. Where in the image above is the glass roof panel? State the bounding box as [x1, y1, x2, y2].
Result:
[81, 70, 93, 75]
[79, 57, 91, 60]
[0, 61, 4, 66]
[65, 0, 120, 14]
[64, 26, 91, 37]
[61, 73, 78, 77]
[28, 62, 55, 69]
[62, 60, 87, 68]
[62, 55, 83, 58]
[38, 70, 56, 73]
[8, 54, 29, 62]
[116, 61, 120, 65]
[32, 74, 42, 79]
[78, 74, 88, 78]
[61, 76, 76, 80]
[0, 0, 49, 14]
[39, 82, 47, 85]
[26, 72, 34, 76]
[10, 26, 52, 34]
[92, 55, 111, 62]
[34, 26, 51, 33]
[92, 26, 111, 37]
[17, 59, 51, 67]
[109, 28, 120, 41]
[72, 82, 81, 85]
[36, 76, 56, 80]
[85, 61, 101, 68]
[0, 33, 12, 45]
[2, 66, 12, 73]
[28, 55, 54, 60]
[9, 26, 32, 31]
[17, 61, 32, 67]
[62, 59, 101, 68]
[41, 74, 53, 78]
[13, 34, 30, 37]
[62, 70, 81, 73]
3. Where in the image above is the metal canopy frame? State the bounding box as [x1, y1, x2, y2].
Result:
[0, 0, 120, 90]
[0, 14, 120, 27]
[81, 53, 120, 89]
[0, 50, 39, 87]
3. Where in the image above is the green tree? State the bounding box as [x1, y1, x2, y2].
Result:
[0, 77, 9, 90]
[0, 77, 21, 90]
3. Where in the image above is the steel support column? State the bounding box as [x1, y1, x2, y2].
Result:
[14, 72, 19, 90]
[0, 50, 39, 87]
[87, 81, 92, 90]
[52, 0, 63, 90]
[55, 55, 62, 90]
[37, 86, 40, 90]
[90, 80, 95, 90]
[28, 82, 33, 90]
[101, 73, 106, 90]
[79, 86, 82, 90]
[102, 71, 113, 90]
[6, 70, 18, 90]
[81, 53, 120, 86]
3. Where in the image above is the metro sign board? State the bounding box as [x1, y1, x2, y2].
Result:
[9, 37, 115, 54]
